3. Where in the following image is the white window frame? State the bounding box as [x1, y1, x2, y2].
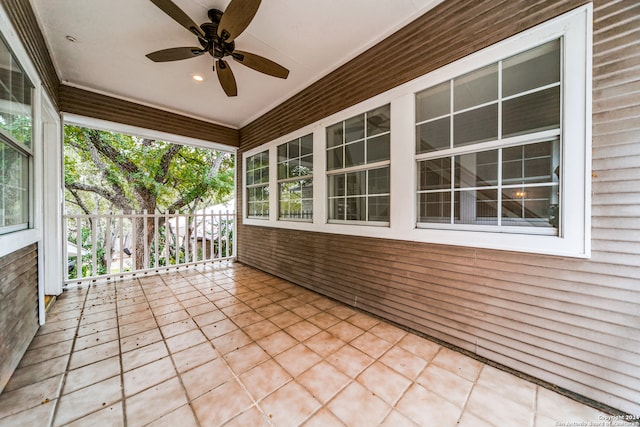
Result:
[241, 5, 591, 257]
[277, 134, 313, 222]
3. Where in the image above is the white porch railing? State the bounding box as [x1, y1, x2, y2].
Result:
[63, 210, 234, 285]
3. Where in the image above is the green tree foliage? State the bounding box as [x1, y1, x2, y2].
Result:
[64, 125, 234, 215]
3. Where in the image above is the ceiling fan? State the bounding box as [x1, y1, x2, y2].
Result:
[146, 0, 289, 97]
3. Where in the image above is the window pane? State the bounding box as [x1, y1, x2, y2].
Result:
[367, 134, 390, 163]
[329, 174, 345, 197]
[0, 37, 34, 149]
[416, 118, 450, 154]
[503, 140, 558, 185]
[344, 141, 365, 167]
[503, 39, 561, 97]
[502, 185, 558, 229]
[277, 162, 287, 180]
[288, 140, 300, 158]
[418, 158, 451, 191]
[502, 87, 560, 138]
[455, 150, 498, 188]
[367, 104, 390, 137]
[346, 171, 366, 196]
[346, 197, 366, 221]
[455, 189, 498, 225]
[300, 134, 313, 155]
[327, 147, 343, 171]
[416, 81, 450, 122]
[277, 144, 287, 162]
[327, 123, 343, 148]
[454, 64, 498, 111]
[418, 192, 450, 223]
[368, 196, 389, 222]
[299, 154, 313, 176]
[345, 116, 364, 142]
[454, 104, 498, 147]
[0, 142, 29, 228]
[329, 198, 345, 220]
[368, 167, 389, 195]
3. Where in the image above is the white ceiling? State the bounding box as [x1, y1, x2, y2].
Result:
[31, 0, 443, 129]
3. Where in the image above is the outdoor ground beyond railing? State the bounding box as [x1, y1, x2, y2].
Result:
[63, 210, 234, 285]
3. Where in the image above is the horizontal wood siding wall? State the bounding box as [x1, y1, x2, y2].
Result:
[60, 85, 239, 147]
[0, 244, 39, 392]
[237, 0, 640, 415]
[1, 0, 60, 108]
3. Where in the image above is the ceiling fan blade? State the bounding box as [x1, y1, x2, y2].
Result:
[232, 50, 289, 79]
[217, 0, 261, 42]
[146, 47, 204, 62]
[150, 0, 205, 38]
[216, 59, 238, 97]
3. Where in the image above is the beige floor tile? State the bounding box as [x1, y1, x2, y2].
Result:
[224, 406, 272, 427]
[211, 329, 253, 354]
[458, 411, 496, 427]
[191, 379, 254, 426]
[345, 312, 380, 331]
[328, 381, 391, 427]
[327, 305, 357, 320]
[0, 399, 56, 427]
[231, 310, 265, 328]
[221, 302, 252, 317]
[146, 404, 198, 427]
[181, 358, 234, 400]
[379, 345, 428, 380]
[64, 403, 124, 427]
[165, 329, 206, 354]
[122, 341, 169, 372]
[63, 356, 121, 394]
[151, 300, 185, 316]
[181, 295, 209, 308]
[536, 387, 608, 424]
[125, 377, 188, 426]
[350, 332, 394, 358]
[186, 302, 217, 317]
[326, 344, 374, 378]
[255, 302, 287, 318]
[243, 319, 281, 340]
[123, 356, 176, 397]
[310, 297, 338, 311]
[192, 309, 226, 327]
[395, 382, 462, 427]
[74, 327, 119, 352]
[379, 409, 419, 426]
[160, 318, 198, 338]
[201, 318, 238, 340]
[477, 365, 537, 410]
[260, 381, 321, 427]
[53, 376, 121, 426]
[304, 331, 346, 357]
[270, 311, 304, 329]
[240, 358, 292, 401]
[119, 318, 157, 338]
[416, 364, 473, 408]
[19, 340, 74, 368]
[396, 333, 441, 361]
[275, 344, 322, 377]
[297, 361, 351, 403]
[327, 321, 364, 342]
[357, 361, 412, 405]
[3, 354, 68, 392]
[68, 340, 120, 370]
[244, 296, 273, 310]
[303, 407, 346, 427]
[171, 342, 217, 373]
[77, 317, 118, 337]
[291, 304, 321, 319]
[0, 375, 63, 419]
[80, 308, 117, 325]
[369, 322, 407, 343]
[431, 347, 483, 382]
[464, 384, 534, 427]
[285, 320, 322, 342]
[307, 312, 341, 329]
[224, 342, 270, 374]
[257, 330, 298, 356]
[120, 328, 163, 353]
[154, 309, 189, 326]
[28, 328, 76, 350]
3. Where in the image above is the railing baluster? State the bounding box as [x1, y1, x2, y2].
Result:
[75, 217, 82, 279]
[105, 214, 112, 275]
[118, 215, 124, 273]
[143, 209, 149, 270]
[91, 214, 98, 276]
[209, 211, 215, 261]
[130, 210, 136, 271]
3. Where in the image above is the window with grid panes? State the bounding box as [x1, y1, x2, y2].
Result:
[327, 104, 390, 223]
[416, 39, 561, 234]
[278, 134, 313, 220]
[245, 150, 269, 218]
[0, 34, 33, 234]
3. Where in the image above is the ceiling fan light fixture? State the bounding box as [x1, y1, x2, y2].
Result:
[191, 74, 205, 82]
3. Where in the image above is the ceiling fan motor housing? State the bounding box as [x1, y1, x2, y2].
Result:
[199, 10, 235, 59]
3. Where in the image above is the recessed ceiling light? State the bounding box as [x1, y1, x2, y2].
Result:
[65, 35, 77, 43]
[192, 74, 205, 82]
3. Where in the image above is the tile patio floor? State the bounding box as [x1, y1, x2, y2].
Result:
[0, 262, 615, 426]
